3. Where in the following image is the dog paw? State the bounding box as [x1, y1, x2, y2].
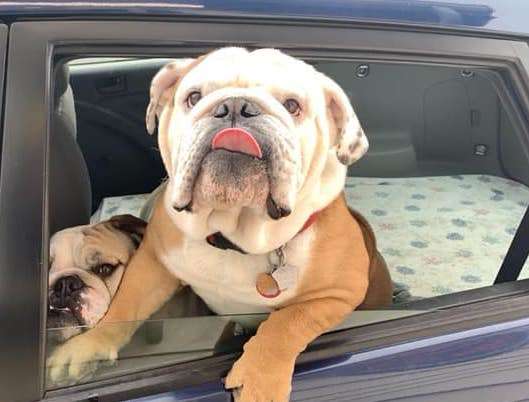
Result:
[225, 340, 294, 402]
[46, 330, 118, 386]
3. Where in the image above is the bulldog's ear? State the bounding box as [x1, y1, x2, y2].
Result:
[145, 58, 196, 135]
[108, 214, 147, 247]
[320, 74, 369, 165]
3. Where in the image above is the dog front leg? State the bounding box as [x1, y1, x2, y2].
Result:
[225, 295, 362, 402]
[47, 242, 181, 383]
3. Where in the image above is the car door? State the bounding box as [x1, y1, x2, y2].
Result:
[0, 22, 41, 402]
[2, 18, 529, 402]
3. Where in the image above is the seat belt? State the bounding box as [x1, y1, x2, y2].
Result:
[494, 204, 529, 284]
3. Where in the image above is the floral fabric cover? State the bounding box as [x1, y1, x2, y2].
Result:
[91, 193, 151, 223]
[92, 175, 529, 299]
[345, 175, 529, 298]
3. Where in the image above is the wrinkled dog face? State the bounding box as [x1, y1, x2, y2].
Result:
[146, 48, 368, 220]
[47, 215, 146, 344]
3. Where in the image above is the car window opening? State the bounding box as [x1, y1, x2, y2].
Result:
[45, 55, 529, 390]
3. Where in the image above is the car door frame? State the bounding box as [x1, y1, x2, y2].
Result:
[2, 18, 529, 402]
[0, 22, 45, 402]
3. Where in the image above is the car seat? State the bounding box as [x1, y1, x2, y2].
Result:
[49, 63, 91, 235]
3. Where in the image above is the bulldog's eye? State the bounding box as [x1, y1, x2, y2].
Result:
[92, 263, 116, 277]
[186, 91, 202, 108]
[283, 98, 301, 116]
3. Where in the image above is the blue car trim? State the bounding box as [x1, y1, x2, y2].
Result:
[131, 317, 529, 401]
[298, 316, 529, 375]
[1, 1, 529, 38]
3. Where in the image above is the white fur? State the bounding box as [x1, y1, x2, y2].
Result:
[49, 225, 89, 274]
[163, 152, 344, 255]
[160, 225, 315, 314]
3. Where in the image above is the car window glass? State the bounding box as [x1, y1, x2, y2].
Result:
[47, 309, 425, 388]
[45, 56, 529, 390]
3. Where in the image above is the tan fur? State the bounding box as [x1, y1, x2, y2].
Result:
[50, 217, 142, 273]
[80, 223, 136, 268]
[224, 195, 370, 400]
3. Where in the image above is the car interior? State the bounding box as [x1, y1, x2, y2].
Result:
[46, 55, 529, 388]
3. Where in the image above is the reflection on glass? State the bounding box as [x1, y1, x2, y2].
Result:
[46, 310, 423, 389]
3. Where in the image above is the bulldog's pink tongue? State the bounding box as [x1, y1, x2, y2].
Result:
[211, 128, 262, 159]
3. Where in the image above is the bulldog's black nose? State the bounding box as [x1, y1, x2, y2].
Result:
[49, 275, 85, 309]
[213, 97, 261, 121]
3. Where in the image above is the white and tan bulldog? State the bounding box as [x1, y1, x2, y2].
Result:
[48, 47, 392, 401]
[47, 215, 146, 344]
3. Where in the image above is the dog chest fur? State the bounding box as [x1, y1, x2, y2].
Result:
[159, 227, 315, 315]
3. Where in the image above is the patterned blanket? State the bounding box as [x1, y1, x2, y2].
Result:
[92, 174, 529, 299]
